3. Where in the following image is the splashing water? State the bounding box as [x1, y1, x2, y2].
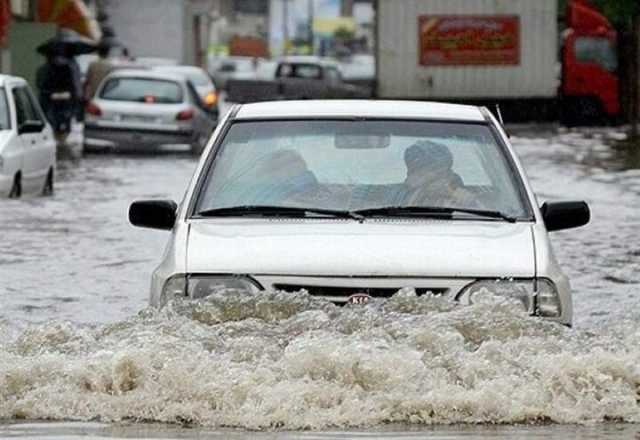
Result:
[1, 289, 639, 430]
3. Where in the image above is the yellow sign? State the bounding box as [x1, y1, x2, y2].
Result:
[312, 17, 355, 36]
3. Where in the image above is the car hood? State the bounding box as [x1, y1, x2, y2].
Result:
[186, 220, 536, 278]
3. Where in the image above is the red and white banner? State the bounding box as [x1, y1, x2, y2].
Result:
[418, 15, 520, 66]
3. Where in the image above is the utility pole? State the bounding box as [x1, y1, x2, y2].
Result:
[283, 0, 290, 55]
[308, 0, 314, 53]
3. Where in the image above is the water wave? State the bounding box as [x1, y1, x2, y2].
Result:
[1, 289, 639, 429]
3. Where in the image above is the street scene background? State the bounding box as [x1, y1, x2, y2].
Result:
[1, 0, 640, 439]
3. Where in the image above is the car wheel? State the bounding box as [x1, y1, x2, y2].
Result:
[8, 173, 21, 198]
[42, 168, 54, 196]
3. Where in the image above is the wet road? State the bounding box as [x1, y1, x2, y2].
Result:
[1, 126, 640, 438]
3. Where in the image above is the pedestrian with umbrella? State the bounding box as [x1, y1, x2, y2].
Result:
[36, 30, 96, 140]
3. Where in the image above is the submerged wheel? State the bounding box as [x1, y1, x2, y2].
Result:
[8, 173, 21, 198]
[42, 168, 54, 196]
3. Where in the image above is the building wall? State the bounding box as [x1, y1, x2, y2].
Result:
[105, 0, 185, 63]
[8, 21, 57, 88]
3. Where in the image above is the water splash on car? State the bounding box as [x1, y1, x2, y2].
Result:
[2, 289, 639, 430]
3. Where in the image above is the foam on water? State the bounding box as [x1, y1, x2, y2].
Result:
[1, 289, 639, 430]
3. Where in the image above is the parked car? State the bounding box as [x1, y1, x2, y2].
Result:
[129, 100, 590, 326]
[0, 75, 56, 198]
[84, 69, 217, 154]
[152, 65, 219, 116]
[226, 56, 370, 103]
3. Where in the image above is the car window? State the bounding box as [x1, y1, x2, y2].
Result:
[575, 36, 617, 72]
[277, 63, 322, 79]
[218, 63, 236, 73]
[196, 120, 530, 217]
[22, 86, 45, 123]
[100, 77, 184, 103]
[185, 81, 205, 109]
[12, 87, 38, 126]
[0, 88, 10, 130]
[325, 67, 341, 82]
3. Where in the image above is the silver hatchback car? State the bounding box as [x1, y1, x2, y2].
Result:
[85, 69, 216, 154]
[129, 101, 590, 326]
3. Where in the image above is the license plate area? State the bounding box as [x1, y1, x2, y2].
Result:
[120, 114, 157, 124]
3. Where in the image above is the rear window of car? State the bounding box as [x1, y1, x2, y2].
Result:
[99, 77, 184, 103]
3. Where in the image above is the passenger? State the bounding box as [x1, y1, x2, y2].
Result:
[255, 150, 320, 205]
[402, 140, 479, 208]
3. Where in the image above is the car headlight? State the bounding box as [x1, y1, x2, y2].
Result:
[160, 274, 261, 305]
[457, 279, 561, 317]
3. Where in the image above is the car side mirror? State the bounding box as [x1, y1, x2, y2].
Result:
[540, 201, 590, 232]
[19, 120, 44, 134]
[129, 200, 177, 230]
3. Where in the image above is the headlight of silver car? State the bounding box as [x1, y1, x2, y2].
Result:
[457, 278, 561, 317]
[160, 274, 261, 305]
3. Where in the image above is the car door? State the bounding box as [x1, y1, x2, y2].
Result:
[23, 85, 55, 176]
[10, 86, 40, 193]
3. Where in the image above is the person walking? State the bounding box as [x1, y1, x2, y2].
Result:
[84, 43, 113, 100]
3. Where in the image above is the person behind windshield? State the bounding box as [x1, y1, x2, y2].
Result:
[402, 140, 479, 208]
[254, 149, 321, 205]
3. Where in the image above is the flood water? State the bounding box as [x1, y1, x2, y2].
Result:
[1, 126, 640, 438]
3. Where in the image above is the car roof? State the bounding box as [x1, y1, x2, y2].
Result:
[104, 68, 187, 83]
[234, 100, 486, 122]
[154, 65, 207, 75]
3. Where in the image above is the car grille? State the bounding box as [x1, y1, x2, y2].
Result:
[273, 284, 448, 302]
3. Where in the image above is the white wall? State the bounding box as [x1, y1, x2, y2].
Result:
[106, 0, 186, 63]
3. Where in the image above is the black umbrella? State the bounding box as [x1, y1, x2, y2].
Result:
[37, 32, 98, 57]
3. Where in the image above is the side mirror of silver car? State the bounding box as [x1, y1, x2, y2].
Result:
[541, 201, 590, 232]
[129, 200, 177, 230]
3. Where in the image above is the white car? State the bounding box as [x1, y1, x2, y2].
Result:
[84, 69, 217, 154]
[129, 100, 590, 326]
[0, 75, 56, 198]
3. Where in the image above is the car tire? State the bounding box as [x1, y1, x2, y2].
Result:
[8, 173, 21, 198]
[42, 168, 54, 196]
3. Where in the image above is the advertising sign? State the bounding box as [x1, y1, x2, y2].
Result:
[418, 15, 520, 66]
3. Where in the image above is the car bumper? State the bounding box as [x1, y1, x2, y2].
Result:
[84, 124, 195, 151]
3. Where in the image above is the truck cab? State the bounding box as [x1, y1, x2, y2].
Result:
[561, 0, 619, 121]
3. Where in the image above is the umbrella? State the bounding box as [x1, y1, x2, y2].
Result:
[37, 30, 98, 57]
[36, 0, 102, 42]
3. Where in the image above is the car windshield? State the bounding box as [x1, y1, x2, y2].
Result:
[195, 120, 531, 218]
[0, 89, 10, 130]
[100, 77, 184, 103]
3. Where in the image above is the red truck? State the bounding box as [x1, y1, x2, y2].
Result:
[561, 0, 619, 121]
[375, 0, 620, 123]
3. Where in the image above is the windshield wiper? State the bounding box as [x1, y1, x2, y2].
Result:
[353, 206, 518, 223]
[195, 205, 365, 221]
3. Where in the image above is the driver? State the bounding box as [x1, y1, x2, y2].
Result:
[402, 140, 479, 208]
